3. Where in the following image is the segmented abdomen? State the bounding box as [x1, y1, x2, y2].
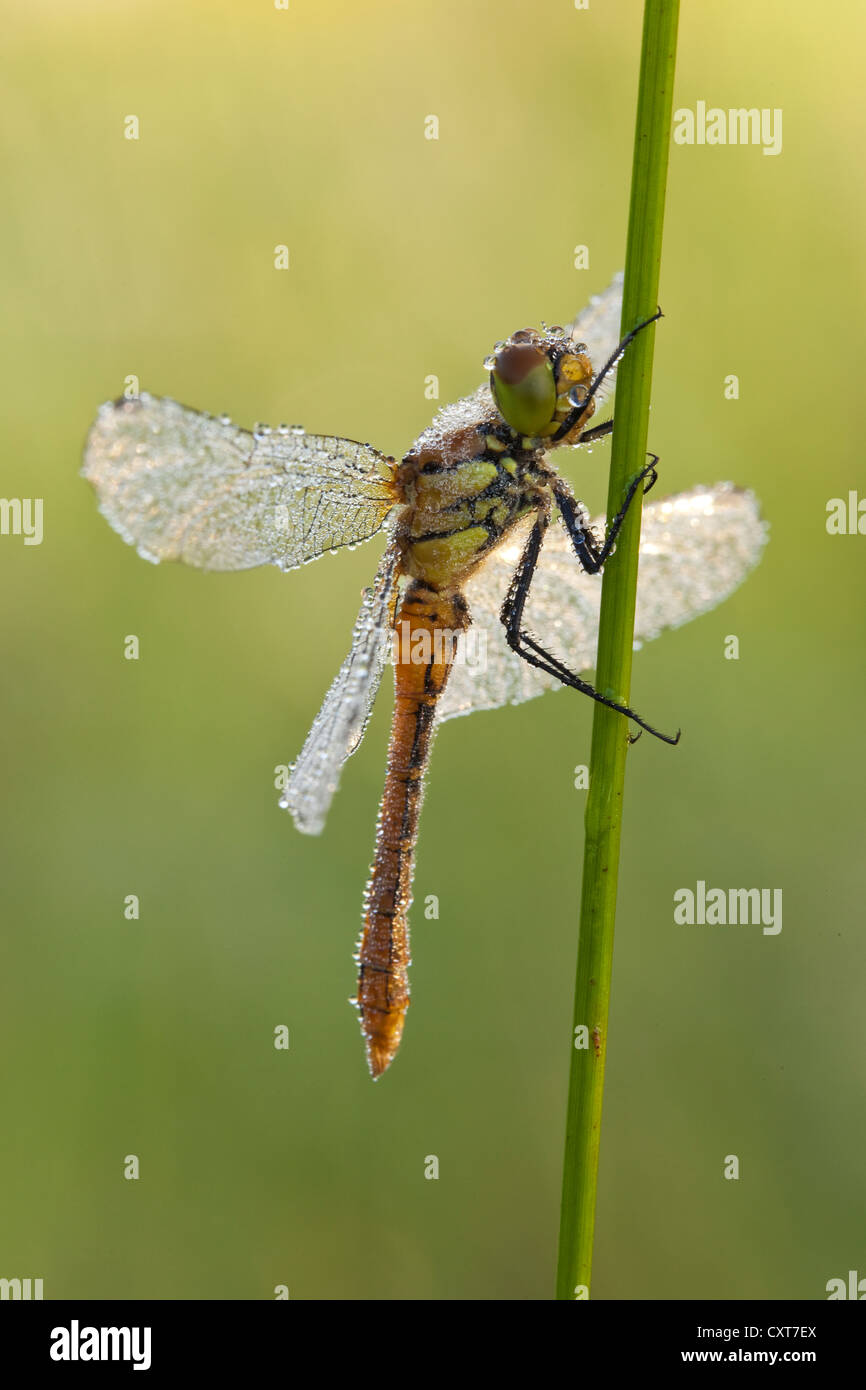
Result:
[356, 583, 468, 1077]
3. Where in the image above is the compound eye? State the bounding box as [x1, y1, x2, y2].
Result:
[490, 343, 556, 436]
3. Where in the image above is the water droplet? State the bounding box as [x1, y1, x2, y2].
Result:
[482, 354, 497, 371]
[219, 413, 231, 425]
[277, 423, 290, 435]
[291, 424, 305, 436]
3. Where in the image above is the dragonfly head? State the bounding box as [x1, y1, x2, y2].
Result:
[488, 328, 595, 441]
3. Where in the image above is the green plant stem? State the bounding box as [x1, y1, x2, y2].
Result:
[555, 0, 680, 1301]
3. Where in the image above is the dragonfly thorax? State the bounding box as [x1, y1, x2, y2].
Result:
[396, 428, 551, 592]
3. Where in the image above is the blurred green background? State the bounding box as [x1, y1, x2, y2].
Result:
[1, 0, 864, 1300]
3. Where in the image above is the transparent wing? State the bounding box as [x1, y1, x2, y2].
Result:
[82, 393, 396, 572]
[565, 270, 624, 414]
[281, 540, 401, 835]
[566, 270, 624, 365]
[438, 484, 768, 723]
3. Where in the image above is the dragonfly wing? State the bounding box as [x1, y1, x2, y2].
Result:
[630, 484, 768, 645]
[282, 540, 401, 835]
[566, 270, 624, 364]
[438, 516, 584, 721]
[82, 393, 396, 571]
[438, 484, 768, 723]
[566, 271, 625, 413]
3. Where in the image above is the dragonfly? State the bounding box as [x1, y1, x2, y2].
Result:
[82, 274, 768, 1079]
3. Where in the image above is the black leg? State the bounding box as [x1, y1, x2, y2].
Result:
[518, 631, 680, 745]
[641, 456, 659, 498]
[577, 419, 614, 444]
[500, 513, 547, 637]
[552, 307, 663, 443]
[555, 455, 658, 574]
[500, 508, 681, 746]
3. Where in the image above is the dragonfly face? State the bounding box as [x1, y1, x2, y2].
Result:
[488, 327, 596, 443]
[82, 273, 768, 1079]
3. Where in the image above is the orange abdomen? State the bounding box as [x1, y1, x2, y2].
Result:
[356, 583, 468, 1078]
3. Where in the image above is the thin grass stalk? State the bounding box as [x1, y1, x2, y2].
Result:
[555, 0, 680, 1301]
